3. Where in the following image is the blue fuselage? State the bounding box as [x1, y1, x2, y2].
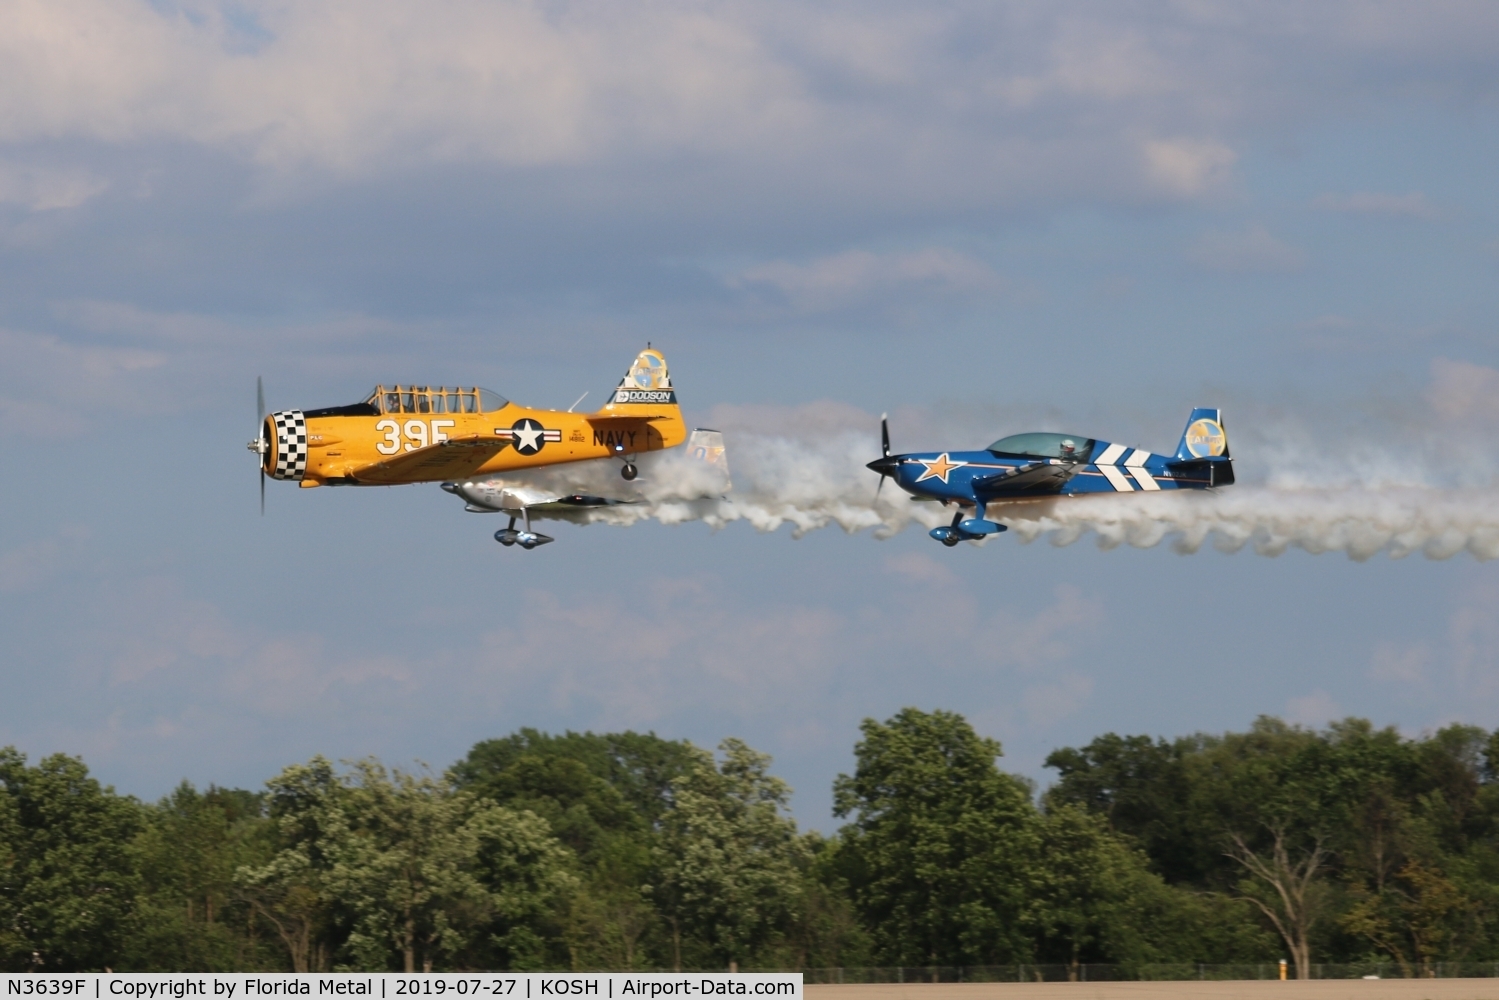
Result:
[889, 441, 1217, 507]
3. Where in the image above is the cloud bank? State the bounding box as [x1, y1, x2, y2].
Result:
[3, 1, 1497, 214]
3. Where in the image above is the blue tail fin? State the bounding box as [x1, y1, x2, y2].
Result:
[1175, 408, 1229, 461]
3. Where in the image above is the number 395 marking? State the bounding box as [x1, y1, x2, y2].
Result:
[375, 419, 455, 455]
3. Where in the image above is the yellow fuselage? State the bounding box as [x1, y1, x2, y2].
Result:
[264, 393, 686, 487]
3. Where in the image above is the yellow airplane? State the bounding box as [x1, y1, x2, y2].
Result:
[249, 347, 691, 547]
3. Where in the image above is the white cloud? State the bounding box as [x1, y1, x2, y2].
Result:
[1365, 579, 1499, 719]
[0, 303, 450, 436]
[731, 247, 1003, 311]
[0, 525, 89, 593]
[1427, 358, 1499, 423]
[0, 326, 167, 436]
[1285, 690, 1341, 726]
[1313, 191, 1437, 219]
[1021, 674, 1095, 729]
[0, 1, 1487, 207]
[0, 0, 814, 172]
[1144, 138, 1237, 197]
[1369, 641, 1433, 684]
[1188, 224, 1306, 273]
[0, 160, 109, 210]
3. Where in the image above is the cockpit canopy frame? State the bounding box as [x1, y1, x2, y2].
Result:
[987, 432, 1097, 463]
[303, 387, 509, 419]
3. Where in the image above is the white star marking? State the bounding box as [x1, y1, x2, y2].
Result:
[513, 422, 544, 451]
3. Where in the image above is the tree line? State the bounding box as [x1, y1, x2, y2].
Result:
[3, 710, 1499, 977]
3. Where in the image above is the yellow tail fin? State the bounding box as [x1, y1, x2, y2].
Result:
[601, 347, 676, 409]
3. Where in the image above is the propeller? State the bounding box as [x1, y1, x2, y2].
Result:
[253, 377, 267, 515]
[866, 412, 899, 502]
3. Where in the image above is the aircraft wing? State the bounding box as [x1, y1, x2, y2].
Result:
[444, 480, 641, 513]
[972, 460, 1083, 496]
[350, 436, 509, 484]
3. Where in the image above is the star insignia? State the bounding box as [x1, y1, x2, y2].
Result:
[512, 421, 544, 452]
[915, 453, 966, 484]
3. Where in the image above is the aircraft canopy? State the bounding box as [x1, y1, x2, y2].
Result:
[365, 386, 509, 415]
[987, 432, 1096, 462]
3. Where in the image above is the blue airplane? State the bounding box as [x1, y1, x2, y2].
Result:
[867, 408, 1234, 546]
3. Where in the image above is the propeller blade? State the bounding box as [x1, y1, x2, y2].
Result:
[872, 413, 894, 504]
[256, 377, 267, 516]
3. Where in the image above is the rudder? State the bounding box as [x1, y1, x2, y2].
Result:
[605, 347, 677, 408]
[1175, 407, 1229, 461]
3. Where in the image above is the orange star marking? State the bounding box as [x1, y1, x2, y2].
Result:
[915, 453, 966, 484]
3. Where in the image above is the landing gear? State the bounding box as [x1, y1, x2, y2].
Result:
[620, 461, 638, 481]
[928, 509, 1007, 547]
[494, 512, 553, 549]
[941, 510, 962, 547]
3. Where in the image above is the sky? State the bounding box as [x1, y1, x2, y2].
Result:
[3, 0, 1499, 829]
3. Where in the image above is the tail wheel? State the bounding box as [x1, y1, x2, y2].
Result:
[621, 462, 638, 481]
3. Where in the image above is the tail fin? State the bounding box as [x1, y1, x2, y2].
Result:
[603, 347, 676, 408]
[1175, 407, 1230, 461]
[589, 347, 687, 453]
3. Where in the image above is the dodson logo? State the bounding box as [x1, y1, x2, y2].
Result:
[615, 390, 675, 403]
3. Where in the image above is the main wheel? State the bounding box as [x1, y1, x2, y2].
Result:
[942, 535, 961, 548]
[621, 462, 638, 481]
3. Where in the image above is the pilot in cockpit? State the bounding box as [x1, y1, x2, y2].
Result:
[1059, 439, 1078, 460]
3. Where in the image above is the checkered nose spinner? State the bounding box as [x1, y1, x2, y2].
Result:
[263, 410, 309, 481]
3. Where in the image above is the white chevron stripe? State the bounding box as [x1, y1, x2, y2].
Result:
[1096, 442, 1128, 465]
[1094, 442, 1133, 491]
[1098, 465, 1134, 491]
[1125, 448, 1161, 490]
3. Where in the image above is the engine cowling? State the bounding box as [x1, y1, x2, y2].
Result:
[264, 410, 308, 481]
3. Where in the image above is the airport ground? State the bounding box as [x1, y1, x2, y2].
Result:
[807, 982, 1499, 1000]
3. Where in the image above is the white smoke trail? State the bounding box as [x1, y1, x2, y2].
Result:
[460, 382, 1499, 561]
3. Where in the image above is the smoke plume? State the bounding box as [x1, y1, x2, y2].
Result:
[461, 364, 1499, 561]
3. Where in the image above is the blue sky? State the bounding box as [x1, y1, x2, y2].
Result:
[2, 1, 1498, 828]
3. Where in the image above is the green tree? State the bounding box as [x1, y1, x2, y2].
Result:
[0, 748, 142, 971]
[454, 729, 701, 970]
[454, 729, 700, 835]
[774, 835, 871, 971]
[1045, 734, 1201, 883]
[124, 783, 276, 971]
[463, 800, 580, 971]
[239, 756, 575, 972]
[832, 708, 1039, 966]
[1043, 717, 1499, 971]
[653, 740, 808, 971]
